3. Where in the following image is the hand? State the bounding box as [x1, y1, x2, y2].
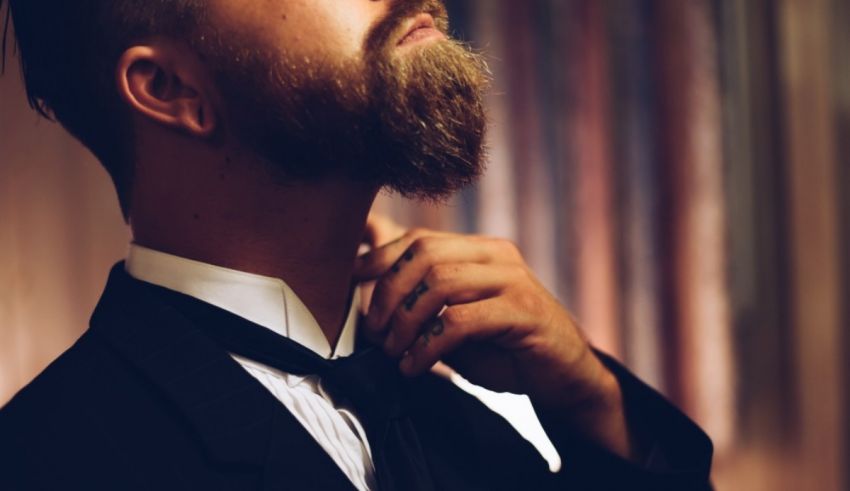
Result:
[358, 212, 409, 315]
[354, 220, 634, 459]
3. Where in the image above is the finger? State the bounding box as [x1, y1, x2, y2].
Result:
[363, 236, 518, 333]
[383, 263, 526, 357]
[358, 281, 377, 317]
[353, 228, 447, 281]
[399, 298, 532, 376]
[362, 213, 408, 250]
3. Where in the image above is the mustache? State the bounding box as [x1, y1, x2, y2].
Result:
[365, 0, 449, 55]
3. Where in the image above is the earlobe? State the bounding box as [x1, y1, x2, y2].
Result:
[116, 44, 217, 138]
[175, 98, 216, 137]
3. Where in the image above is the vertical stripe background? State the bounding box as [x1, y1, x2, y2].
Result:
[1, 1, 847, 489]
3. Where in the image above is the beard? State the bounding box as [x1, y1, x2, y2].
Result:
[197, 0, 490, 201]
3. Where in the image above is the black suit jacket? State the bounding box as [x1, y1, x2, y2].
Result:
[0, 264, 713, 490]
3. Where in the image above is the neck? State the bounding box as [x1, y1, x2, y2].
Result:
[130, 152, 380, 346]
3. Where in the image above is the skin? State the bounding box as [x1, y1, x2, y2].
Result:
[357, 217, 634, 459]
[114, 0, 635, 460]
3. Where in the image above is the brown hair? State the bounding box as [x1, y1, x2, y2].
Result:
[1, 0, 204, 218]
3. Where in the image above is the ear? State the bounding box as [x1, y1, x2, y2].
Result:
[116, 43, 217, 138]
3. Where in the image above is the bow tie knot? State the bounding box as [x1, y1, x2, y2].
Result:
[159, 288, 436, 491]
[324, 347, 407, 424]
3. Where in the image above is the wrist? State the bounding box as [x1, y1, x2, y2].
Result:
[540, 346, 623, 414]
[536, 357, 635, 460]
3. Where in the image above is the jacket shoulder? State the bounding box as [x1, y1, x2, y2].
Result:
[0, 328, 105, 424]
[0, 329, 133, 488]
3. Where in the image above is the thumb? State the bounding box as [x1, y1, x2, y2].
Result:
[362, 212, 407, 249]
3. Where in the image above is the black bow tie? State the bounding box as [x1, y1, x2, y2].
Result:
[155, 286, 437, 491]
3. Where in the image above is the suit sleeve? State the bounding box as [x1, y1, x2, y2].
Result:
[537, 350, 714, 491]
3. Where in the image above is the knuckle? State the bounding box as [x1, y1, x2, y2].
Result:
[411, 237, 438, 262]
[409, 237, 427, 256]
[484, 237, 523, 262]
[427, 264, 457, 285]
[513, 290, 544, 316]
[408, 228, 431, 240]
[441, 307, 468, 329]
[500, 239, 523, 259]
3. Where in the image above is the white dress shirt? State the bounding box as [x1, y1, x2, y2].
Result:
[125, 244, 559, 490]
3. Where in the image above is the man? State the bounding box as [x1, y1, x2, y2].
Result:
[0, 0, 712, 489]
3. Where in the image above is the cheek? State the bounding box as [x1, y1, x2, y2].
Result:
[212, 0, 383, 62]
[302, 1, 381, 59]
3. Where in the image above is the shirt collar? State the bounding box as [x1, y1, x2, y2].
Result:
[125, 244, 360, 360]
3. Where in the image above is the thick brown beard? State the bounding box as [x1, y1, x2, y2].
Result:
[364, 39, 490, 201]
[199, 2, 490, 201]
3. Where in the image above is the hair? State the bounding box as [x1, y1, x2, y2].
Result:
[1, 0, 204, 218]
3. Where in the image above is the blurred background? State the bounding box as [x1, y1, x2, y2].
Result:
[0, 0, 847, 489]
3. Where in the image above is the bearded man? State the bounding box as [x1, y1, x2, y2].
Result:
[0, 1, 712, 489]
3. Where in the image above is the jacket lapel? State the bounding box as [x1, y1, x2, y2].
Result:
[91, 263, 355, 490]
